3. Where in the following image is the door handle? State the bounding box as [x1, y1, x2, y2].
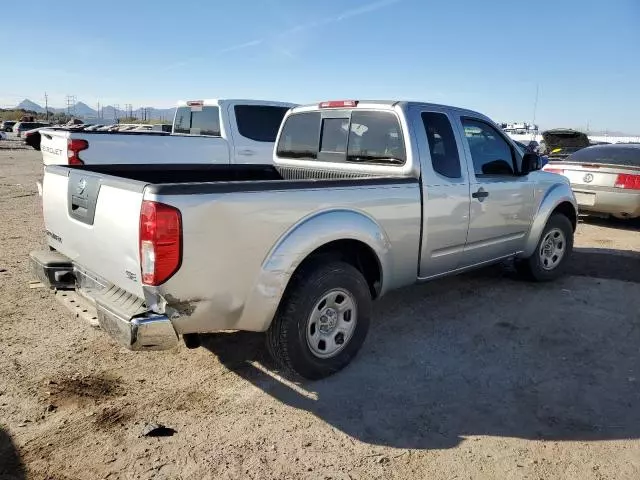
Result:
[238, 149, 255, 156]
[472, 188, 489, 201]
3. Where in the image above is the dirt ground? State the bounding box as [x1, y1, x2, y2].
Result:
[1, 142, 639, 480]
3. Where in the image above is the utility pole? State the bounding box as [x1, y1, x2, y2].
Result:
[66, 95, 77, 117]
[531, 83, 539, 140]
[44, 92, 49, 122]
[97, 101, 100, 120]
[113, 104, 120, 122]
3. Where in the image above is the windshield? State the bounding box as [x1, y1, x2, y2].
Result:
[173, 106, 220, 136]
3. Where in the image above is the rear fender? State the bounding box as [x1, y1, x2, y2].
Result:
[521, 183, 577, 258]
[239, 209, 391, 331]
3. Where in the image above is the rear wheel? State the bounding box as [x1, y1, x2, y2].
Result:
[516, 213, 573, 281]
[266, 260, 371, 380]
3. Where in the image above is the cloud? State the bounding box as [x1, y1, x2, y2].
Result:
[228, 0, 405, 53]
[216, 39, 264, 55]
[280, 0, 402, 36]
[161, 0, 403, 69]
[335, 0, 402, 21]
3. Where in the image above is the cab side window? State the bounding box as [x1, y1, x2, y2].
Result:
[462, 118, 516, 176]
[421, 112, 461, 178]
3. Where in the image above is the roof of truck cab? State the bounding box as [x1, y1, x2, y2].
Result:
[289, 100, 487, 118]
[176, 99, 297, 108]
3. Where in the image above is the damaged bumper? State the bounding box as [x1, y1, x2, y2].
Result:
[30, 249, 178, 351]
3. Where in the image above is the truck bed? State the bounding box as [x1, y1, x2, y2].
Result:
[64, 163, 283, 184]
[60, 164, 413, 193]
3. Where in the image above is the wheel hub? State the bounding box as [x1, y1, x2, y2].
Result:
[543, 238, 554, 256]
[539, 227, 566, 270]
[306, 289, 358, 359]
[318, 308, 338, 333]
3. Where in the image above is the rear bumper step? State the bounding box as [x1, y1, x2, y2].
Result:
[30, 249, 178, 351]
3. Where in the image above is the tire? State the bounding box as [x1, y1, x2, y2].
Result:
[516, 213, 574, 281]
[266, 260, 372, 380]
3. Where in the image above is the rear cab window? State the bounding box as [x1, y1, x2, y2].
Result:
[234, 105, 290, 142]
[421, 112, 461, 178]
[173, 105, 220, 136]
[277, 109, 405, 165]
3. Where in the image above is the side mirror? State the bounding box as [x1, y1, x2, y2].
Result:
[521, 152, 540, 175]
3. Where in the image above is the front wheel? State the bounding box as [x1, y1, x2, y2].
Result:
[266, 260, 372, 380]
[516, 213, 574, 281]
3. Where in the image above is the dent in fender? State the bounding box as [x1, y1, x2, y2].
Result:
[521, 182, 577, 258]
[240, 209, 392, 331]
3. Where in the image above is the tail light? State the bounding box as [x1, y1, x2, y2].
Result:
[139, 201, 182, 285]
[67, 139, 88, 165]
[544, 168, 564, 175]
[614, 174, 640, 190]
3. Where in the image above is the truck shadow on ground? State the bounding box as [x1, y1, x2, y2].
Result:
[201, 246, 640, 450]
[0, 427, 26, 480]
[580, 215, 640, 233]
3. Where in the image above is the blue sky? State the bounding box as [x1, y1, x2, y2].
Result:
[2, 0, 639, 132]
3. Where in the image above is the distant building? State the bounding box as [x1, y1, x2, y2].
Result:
[500, 122, 539, 135]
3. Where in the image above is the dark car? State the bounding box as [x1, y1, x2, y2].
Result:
[1, 121, 16, 132]
[541, 129, 590, 159]
[23, 128, 44, 151]
[514, 140, 548, 168]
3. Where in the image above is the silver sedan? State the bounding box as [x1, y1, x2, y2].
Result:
[544, 144, 640, 219]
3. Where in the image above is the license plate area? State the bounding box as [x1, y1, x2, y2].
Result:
[574, 191, 596, 207]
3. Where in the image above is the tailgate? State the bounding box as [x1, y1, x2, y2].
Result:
[40, 129, 71, 165]
[42, 166, 146, 298]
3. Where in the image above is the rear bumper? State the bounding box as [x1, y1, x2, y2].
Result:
[573, 186, 640, 218]
[30, 249, 178, 351]
[96, 303, 178, 351]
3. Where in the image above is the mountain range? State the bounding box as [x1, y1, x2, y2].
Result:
[15, 99, 176, 122]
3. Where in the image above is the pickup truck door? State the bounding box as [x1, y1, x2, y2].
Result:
[226, 104, 291, 164]
[415, 107, 472, 278]
[456, 116, 535, 266]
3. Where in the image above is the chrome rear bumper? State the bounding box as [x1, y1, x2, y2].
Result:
[30, 249, 178, 351]
[96, 301, 178, 351]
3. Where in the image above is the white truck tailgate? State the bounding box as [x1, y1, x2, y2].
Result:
[40, 129, 71, 166]
[43, 166, 145, 298]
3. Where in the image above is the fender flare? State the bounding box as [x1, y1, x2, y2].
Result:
[521, 183, 577, 258]
[239, 209, 392, 331]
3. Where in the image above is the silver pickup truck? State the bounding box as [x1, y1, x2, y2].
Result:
[31, 99, 577, 379]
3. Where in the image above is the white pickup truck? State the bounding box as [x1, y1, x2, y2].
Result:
[39, 99, 296, 166]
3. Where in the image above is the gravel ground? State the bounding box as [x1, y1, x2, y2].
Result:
[1, 145, 639, 480]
